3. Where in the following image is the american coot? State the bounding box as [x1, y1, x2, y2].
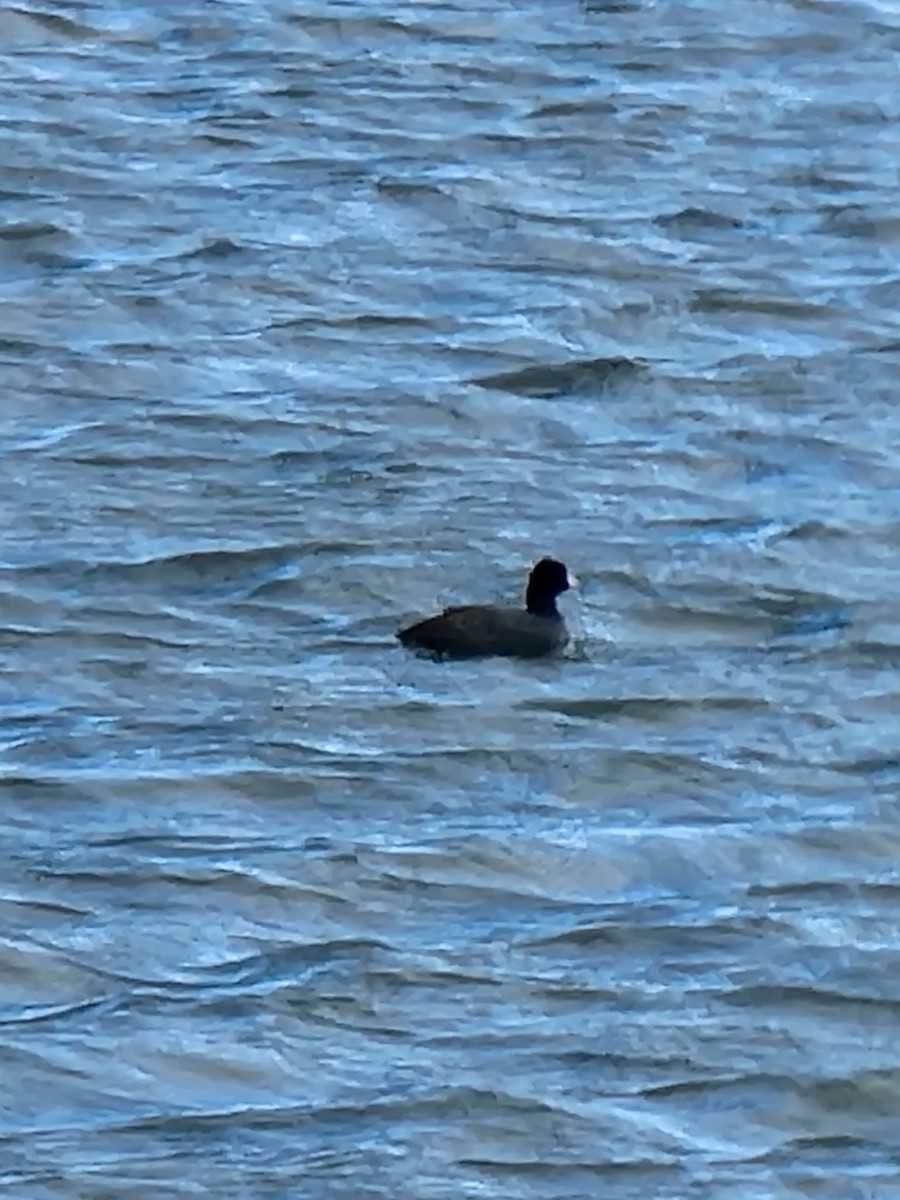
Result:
[397, 557, 576, 659]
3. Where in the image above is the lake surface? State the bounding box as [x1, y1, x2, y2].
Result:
[3, 0, 900, 1195]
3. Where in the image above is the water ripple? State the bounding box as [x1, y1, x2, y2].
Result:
[2, 0, 900, 1194]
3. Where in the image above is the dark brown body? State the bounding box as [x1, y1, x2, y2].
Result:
[398, 606, 567, 658]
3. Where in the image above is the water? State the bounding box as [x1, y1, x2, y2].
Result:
[3, 0, 900, 1195]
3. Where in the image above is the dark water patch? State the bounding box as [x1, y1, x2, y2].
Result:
[194, 130, 257, 148]
[518, 695, 767, 721]
[830, 752, 900, 779]
[643, 1069, 792, 1101]
[774, 520, 852, 543]
[317, 312, 439, 331]
[374, 178, 447, 201]
[522, 910, 761, 955]
[118, 1084, 578, 1139]
[581, 0, 643, 11]
[833, 637, 900, 668]
[691, 288, 831, 321]
[0, 221, 69, 243]
[456, 1157, 683, 1180]
[655, 207, 744, 236]
[181, 237, 247, 260]
[818, 203, 900, 242]
[527, 98, 619, 120]
[749, 883, 852, 906]
[473, 357, 644, 398]
[725, 985, 900, 1016]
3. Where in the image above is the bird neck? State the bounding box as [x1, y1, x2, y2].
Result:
[525, 589, 559, 618]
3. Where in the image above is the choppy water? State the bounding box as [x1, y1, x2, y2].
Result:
[3, 0, 900, 1195]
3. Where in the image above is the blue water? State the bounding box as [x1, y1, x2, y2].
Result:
[3, 1, 900, 1196]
